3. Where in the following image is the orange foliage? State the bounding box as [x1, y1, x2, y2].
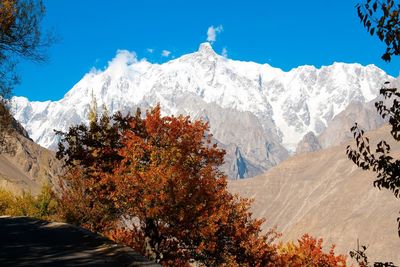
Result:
[58, 167, 118, 233]
[105, 106, 279, 265]
[277, 234, 347, 266]
[58, 105, 278, 266]
[58, 105, 348, 266]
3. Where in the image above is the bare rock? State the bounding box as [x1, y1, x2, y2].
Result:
[296, 132, 321, 154]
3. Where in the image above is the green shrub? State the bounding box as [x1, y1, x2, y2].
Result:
[0, 184, 60, 221]
[35, 184, 59, 220]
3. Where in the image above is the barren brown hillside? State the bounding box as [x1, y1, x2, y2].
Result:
[0, 129, 62, 195]
[229, 125, 400, 264]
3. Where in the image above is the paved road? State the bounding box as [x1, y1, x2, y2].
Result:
[0, 217, 160, 267]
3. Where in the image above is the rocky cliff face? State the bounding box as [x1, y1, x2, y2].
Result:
[317, 100, 385, 149]
[295, 132, 322, 154]
[316, 79, 400, 149]
[10, 42, 392, 178]
[170, 93, 289, 178]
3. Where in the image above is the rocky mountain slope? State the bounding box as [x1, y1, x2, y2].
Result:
[10, 42, 392, 178]
[0, 121, 62, 195]
[295, 131, 321, 154]
[301, 79, 400, 153]
[317, 96, 386, 150]
[228, 125, 400, 263]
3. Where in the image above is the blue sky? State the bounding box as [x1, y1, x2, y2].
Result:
[14, 0, 400, 101]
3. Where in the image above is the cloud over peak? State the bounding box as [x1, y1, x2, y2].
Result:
[207, 25, 223, 43]
[108, 50, 137, 69]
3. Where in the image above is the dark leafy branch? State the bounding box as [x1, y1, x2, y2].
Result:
[0, 0, 54, 99]
[0, 0, 54, 153]
[350, 244, 397, 267]
[356, 0, 400, 61]
[347, 81, 400, 265]
[347, 82, 400, 198]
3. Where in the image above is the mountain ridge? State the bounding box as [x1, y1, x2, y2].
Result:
[10, 42, 393, 178]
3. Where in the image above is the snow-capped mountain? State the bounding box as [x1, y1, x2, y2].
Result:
[11, 42, 392, 178]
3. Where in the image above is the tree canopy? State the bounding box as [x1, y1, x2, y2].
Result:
[57, 105, 279, 265]
[57, 105, 347, 266]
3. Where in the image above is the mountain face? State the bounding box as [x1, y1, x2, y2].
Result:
[10, 42, 391, 178]
[0, 124, 63, 195]
[316, 79, 400, 149]
[228, 125, 400, 264]
[317, 99, 385, 149]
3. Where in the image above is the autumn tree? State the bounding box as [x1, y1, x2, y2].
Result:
[56, 106, 133, 232]
[56, 100, 128, 174]
[58, 104, 348, 266]
[0, 0, 52, 151]
[57, 105, 281, 266]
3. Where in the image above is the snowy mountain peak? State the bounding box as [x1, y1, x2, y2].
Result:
[10, 43, 394, 178]
[198, 42, 216, 55]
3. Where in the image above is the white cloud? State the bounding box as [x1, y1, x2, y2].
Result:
[106, 50, 137, 75]
[161, 50, 171, 57]
[108, 50, 137, 67]
[207, 25, 223, 43]
[147, 48, 154, 53]
[221, 47, 228, 58]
